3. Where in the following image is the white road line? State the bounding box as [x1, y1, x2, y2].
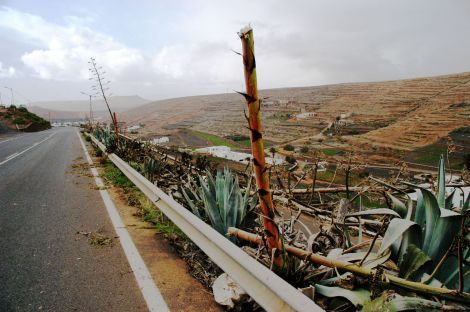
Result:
[0, 132, 56, 166]
[76, 131, 169, 312]
[5, 152, 19, 160]
[0, 133, 30, 145]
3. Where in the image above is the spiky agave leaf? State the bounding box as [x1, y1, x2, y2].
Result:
[437, 154, 446, 209]
[186, 168, 255, 237]
[314, 284, 370, 308]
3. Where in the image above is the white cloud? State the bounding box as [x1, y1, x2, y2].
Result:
[0, 61, 16, 78]
[0, 7, 144, 81]
[1, 1, 470, 102]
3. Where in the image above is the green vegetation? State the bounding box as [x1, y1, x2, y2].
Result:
[102, 161, 134, 187]
[321, 148, 341, 156]
[181, 168, 256, 237]
[192, 130, 238, 148]
[413, 144, 447, 165]
[0, 106, 50, 130]
[372, 157, 468, 291]
[450, 126, 470, 134]
[300, 146, 309, 153]
[267, 112, 293, 121]
[285, 155, 296, 164]
[102, 159, 186, 238]
[284, 144, 295, 151]
[225, 134, 250, 142]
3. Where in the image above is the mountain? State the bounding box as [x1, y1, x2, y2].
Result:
[27, 95, 151, 121]
[121, 72, 470, 152]
[27, 95, 150, 112]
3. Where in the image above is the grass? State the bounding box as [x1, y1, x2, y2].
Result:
[192, 130, 274, 149]
[321, 148, 341, 156]
[192, 130, 238, 148]
[316, 167, 362, 185]
[101, 159, 186, 239]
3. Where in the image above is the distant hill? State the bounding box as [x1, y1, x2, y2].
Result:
[27, 95, 150, 121]
[27, 95, 149, 114]
[121, 72, 470, 151]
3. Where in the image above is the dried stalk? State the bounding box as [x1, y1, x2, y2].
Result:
[238, 26, 284, 268]
[228, 227, 470, 304]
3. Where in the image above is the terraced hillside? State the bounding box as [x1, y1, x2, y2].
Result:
[122, 71, 470, 151]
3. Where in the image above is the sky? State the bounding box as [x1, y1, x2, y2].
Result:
[0, 0, 469, 104]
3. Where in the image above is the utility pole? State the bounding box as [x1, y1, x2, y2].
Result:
[80, 91, 94, 126]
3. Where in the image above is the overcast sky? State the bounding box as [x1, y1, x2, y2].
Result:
[0, 0, 469, 104]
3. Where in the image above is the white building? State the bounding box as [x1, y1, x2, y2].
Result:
[151, 137, 169, 145]
[196, 146, 284, 165]
[296, 112, 316, 119]
[127, 125, 141, 133]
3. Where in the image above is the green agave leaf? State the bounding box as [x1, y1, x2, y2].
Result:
[387, 193, 408, 218]
[425, 208, 461, 263]
[347, 208, 401, 218]
[205, 170, 216, 199]
[435, 247, 470, 291]
[379, 218, 421, 255]
[437, 155, 446, 209]
[417, 188, 440, 253]
[463, 192, 470, 212]
[315, 284, 370, 307]
[181, 186, 201, 218]
[396, 222, 422, 266]
[239, 175, 252, 225]
[399, 244, 431, 279]
[362, 292, 446, 312]
[216, 170, 225, 224]
[226, 178, 241, 228]
[199, 176, 225, 234]
[445, 189, 456, 210]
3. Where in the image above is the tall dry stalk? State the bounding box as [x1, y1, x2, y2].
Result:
[238, 26, 285, 268]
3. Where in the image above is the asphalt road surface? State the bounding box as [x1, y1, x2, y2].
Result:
[0, 127, 147, 311]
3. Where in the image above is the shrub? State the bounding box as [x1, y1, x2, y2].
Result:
[13, 118, 25, 124]
[300, 146, 309, 153]
[284, 144, 295, 151]
[285, 155, 296, 164]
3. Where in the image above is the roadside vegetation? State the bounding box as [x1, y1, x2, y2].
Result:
[0, 105, 50, 131]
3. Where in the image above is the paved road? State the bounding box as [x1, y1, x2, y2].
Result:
[0, 128, 147, 311]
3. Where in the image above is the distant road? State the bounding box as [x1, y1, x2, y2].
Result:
[0, 127, 147, 311]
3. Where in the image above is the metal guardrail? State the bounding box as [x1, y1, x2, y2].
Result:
[88, 133, 322, 312]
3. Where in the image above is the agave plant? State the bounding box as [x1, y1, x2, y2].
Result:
[369, 155, 469, 290]
[144, 157, 163, 183]
[302, 156, 470, 310]
[93, 127, 116, 151]
[181, 168, 257, 236]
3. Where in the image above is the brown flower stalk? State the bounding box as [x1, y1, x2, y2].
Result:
[238, 26, 285, 268]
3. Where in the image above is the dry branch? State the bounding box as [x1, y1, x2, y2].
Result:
[228, 227, 470, 304]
